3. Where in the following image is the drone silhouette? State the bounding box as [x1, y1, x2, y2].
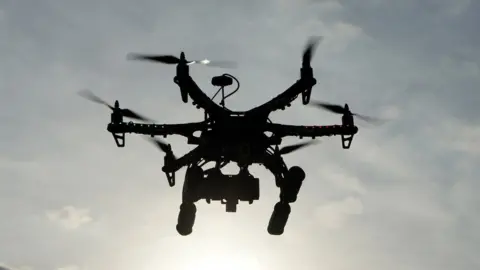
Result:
[79, 36, 383, 236]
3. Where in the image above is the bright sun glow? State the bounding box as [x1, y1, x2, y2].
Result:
[185, 254, 261, 270]
[141, 235, 265, 270]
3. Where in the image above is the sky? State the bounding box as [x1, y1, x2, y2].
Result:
[1, 0, 479, 269]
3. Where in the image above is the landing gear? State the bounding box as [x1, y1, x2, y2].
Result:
[267, 166, 305, 235]
[176, 165, 203, 236]
[174, 166, 261, 235]
[182, 165, 203, 202]
[282, 166, 306, 203]
[267, 202, 291, 235]
[176, 203, 196, 236]
[174, 163, 305, 236]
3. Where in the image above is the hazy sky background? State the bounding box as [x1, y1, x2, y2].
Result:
[1, 0, 479, 269]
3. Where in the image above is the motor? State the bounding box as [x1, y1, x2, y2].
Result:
[173, 52, 190, 103]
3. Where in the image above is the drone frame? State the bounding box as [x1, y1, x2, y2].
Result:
[81, 43, 368, 235]
[106, 51, 358, 184]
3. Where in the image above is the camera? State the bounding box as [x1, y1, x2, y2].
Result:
[198, 171, 260, 212]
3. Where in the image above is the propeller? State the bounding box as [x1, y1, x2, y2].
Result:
[278, 140, 320, 155]
[127, 53, 237, 69]
[145, 136, 176, 159]
[78, 89, 155, 122]
[302, 36, 323, 66]
[310, 101, 386, 125]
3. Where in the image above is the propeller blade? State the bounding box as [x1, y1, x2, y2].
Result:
[188, 59, 238, 69]
[78, 89, 113, 110]
[127, 53, 180, 64]
[310, 100, 386, 125]
[78, 90, 155, 122]
[149, 137, 170, 153]
[302, 36, 323, 65]
[353, 113, 387, 126]
[128, 52, 236, 68]
[310, 101, 346, 114]
[146, 137, 176, 159]
[279, 140, 320, 155]
[120, 108, 155, 123]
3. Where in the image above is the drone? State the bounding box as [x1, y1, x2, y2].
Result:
[79, 36, 383, 236]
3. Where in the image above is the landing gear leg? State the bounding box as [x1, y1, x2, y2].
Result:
[267, 166, 305, 235]
[165, 172, 175, 187]
[267, 202, 291, 235]
[268, 180, 291, 235]
[263, 155, 289, 188]
[176, 165, 203, 236]
[176, 203, 196, 236]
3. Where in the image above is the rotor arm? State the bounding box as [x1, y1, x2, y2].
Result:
[265, 123, 358, 139]
[249, 77, 316, 115]
[107, 121, 207, 138]
[174, 74, 226, 117]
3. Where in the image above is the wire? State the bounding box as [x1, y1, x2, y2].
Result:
[211, 87, 223, 101]
[222, 74, 240, 99]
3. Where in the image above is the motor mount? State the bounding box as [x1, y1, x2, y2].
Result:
[341, 108, 355, 149]
[110, 100, 126, 147]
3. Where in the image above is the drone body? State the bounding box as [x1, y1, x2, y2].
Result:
[81, 37, 382, 236]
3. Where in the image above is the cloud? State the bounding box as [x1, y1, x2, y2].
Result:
[2, 0, 480, 269]
[443, 0, 472, 17]
[313, 197, 363, 229]
[327, 21, 364, 51]
[57, 265, 81, 270]
[314, 0, 343, 12]
[319, 165, 367, 195]
[46, 206, 93, 230]
[423, 115, 480, 157]
[291, 17, 365, 55]
[445, 125, 480, 156]
[0, 264, 32, 270]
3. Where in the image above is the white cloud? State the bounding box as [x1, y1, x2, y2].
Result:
[313, 0, 343, 12]
[57, 265, 81, 270]
[427, 118, 480, 157]
[292, 20, 364, 54]
[2, 0, 480, 269]
[0, 265, 32, 270]
[316, 165, 367, 195]
[445, 0, 472, 17]
[440, 56, 480, 78]
[332, 21, 363, 41]
[314, 197, 364, 229]
[380, 105, 401, 120]
[451, 126, 480, 156]
[46, 206, 93, 230]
